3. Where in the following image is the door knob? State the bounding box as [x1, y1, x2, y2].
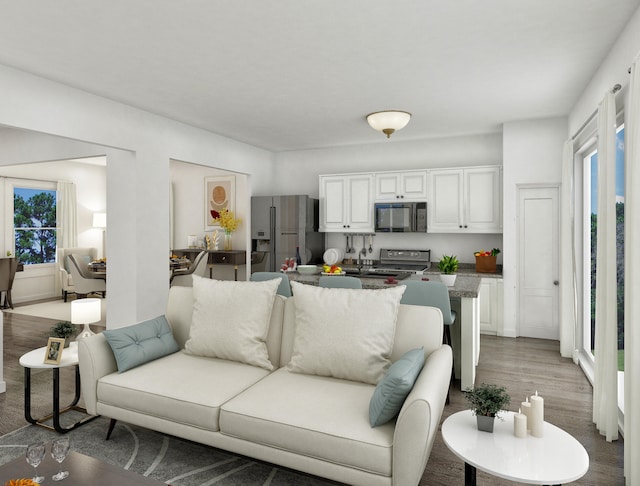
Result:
[553, 280, 559, 286]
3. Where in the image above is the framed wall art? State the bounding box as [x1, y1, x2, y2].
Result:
[44, 337, 65, 365]
[205, 175, 236, 230]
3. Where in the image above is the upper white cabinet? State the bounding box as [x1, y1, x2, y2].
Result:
[374, 171, 427, 201]
[427, 166, 502, 233]
[319, 174, 374, 232]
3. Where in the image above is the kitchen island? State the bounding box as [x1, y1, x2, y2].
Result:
[286, 271, 481, 390]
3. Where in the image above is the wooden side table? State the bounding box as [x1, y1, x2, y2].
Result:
[442, 410, 589, 485]
[19, 342, 98, 433]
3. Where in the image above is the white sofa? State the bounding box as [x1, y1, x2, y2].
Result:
[78, 281, 452, 486]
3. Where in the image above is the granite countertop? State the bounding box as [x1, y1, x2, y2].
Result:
[286, 271, 481, 298]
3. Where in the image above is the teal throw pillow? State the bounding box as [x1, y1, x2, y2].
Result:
[369, 347, 425, 427]
[103, 315, 180, 373]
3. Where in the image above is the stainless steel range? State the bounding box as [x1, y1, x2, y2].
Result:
[369, 249, 431, 274]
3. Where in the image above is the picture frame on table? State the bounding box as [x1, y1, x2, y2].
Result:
[44, 337, 65, 365]
[204, 175, 236, 230]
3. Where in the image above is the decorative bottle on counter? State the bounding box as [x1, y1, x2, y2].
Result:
[295, 246, 302, 267]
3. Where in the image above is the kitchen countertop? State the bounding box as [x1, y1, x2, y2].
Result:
[286, 271, 481, 298]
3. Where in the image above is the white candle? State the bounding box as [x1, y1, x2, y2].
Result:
[520, 397, 532, 431]
[514, 408, 527, 438]
[530, 390, 544, 437]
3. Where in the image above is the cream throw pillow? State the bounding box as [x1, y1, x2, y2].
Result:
[184, 275, 280, 370]
[288, 281, 405, 384]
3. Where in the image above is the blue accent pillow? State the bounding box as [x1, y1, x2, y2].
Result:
[369, 347, 425, 427]
[103, 315, 180, 373]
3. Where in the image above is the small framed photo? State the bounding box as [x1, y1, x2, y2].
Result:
[44, 337, 65, 365]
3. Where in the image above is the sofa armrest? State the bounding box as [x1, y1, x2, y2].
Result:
[78, 333, 118, 415]
[392, 344, 453, 486]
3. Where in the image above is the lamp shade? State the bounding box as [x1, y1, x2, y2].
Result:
[93, 212, 107, 228]
[366, 111, 411, 138]
[71, 298, 101, 324]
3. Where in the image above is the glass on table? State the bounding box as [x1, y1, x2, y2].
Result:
[26, 441, 46, 484]
[51, 436, 70, 481]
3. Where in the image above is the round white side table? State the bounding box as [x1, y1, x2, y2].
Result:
[19, 342, 98, 433]
[442, 410, 589, 485]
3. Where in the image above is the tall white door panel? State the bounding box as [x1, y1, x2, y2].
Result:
[517, 185, 559, 339]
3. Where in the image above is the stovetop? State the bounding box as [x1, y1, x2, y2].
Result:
[371, 249, 431, 274]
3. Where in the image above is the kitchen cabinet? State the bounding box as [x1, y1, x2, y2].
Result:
[319, 173, 374, 232]
[479, 277, 503, 334]
[427, 166, 502, 233]
[374, 170, 427, 201]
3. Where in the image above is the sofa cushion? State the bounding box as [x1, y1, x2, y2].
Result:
[220, 368, 395, 476]
[369, 347, 425, 427]
[103, 315, 179, 373]
[97, 351, 271, 432]
[184, 276, 279, 370]
[287, 282, 405, 385]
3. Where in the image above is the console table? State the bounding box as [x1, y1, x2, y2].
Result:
[172, 249, 247, 281]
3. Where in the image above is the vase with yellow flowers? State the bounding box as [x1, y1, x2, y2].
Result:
[215, 208, 242, 251]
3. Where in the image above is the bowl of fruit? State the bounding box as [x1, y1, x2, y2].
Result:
[322, 264, 345, 276]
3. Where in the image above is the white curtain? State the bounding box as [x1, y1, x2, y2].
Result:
[559, 139, 577, 358]
[592, 91, 618, 442]
[624, 53, 640, 484]
[56, 182, 78, 293]
[56, 181, 78, 249]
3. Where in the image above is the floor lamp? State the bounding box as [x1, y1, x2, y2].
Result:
[72, 298, 101, 340]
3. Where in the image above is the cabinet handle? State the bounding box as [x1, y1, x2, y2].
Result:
[553, 280, 559, 286]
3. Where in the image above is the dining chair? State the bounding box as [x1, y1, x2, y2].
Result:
[318, 276, 363, 289]
[170, 250, 209, 287]
[250, 272, 292, 297]
[67, 254, 106, 299]
[400, 279, 456, 404]
[0, 257, 20, 309]
[250, 251, 268, 273]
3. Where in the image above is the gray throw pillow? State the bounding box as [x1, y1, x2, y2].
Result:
[369, 347, 425, 427]
[103, 315, 180, 373]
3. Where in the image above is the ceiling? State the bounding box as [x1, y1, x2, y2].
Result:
[0, 1, 638, 152]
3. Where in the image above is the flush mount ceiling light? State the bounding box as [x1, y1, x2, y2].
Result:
[366, 110, 411, 138]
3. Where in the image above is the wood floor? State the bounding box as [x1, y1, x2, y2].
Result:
[1, 311, 624, 484]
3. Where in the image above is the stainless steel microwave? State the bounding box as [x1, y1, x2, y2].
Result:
[374, 202, 427, 233]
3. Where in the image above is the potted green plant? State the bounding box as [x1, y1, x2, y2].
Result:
[50, 321, 75, 348]
[438, 254, 459, 287]
[464, 383, 511, 432]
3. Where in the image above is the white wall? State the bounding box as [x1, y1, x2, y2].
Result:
[502, 117, 568, 337]
[274, 133, 504, 265]
[0, 63, 274, 327]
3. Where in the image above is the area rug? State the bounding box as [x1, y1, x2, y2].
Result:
[4, 298, 107, 323]
[0, 414, 339, 485]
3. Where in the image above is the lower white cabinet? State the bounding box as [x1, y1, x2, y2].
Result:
[479, 277, 503, 334]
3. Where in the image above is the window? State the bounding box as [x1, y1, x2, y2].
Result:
[14, 187, 57, 265]
[582, 126, 624, 373]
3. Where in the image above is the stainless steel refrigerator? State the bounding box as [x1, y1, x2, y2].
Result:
[251, 195, 324, 272]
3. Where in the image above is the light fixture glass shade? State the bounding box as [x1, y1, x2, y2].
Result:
[93, 212, 107, 228]
[71, 298, 101, 339]
[366, 111, 411, 138]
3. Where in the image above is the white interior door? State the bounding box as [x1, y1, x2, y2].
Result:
[517, 185, 559, 339]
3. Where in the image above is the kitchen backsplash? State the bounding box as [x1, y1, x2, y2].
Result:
[324, 232, 503, 265]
